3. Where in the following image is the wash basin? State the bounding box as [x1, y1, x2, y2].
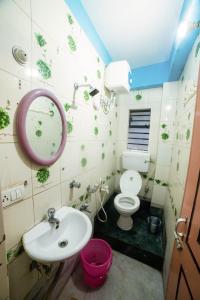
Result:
[23, 206, 92, 263]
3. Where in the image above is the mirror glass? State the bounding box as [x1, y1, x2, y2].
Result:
[17, 88, 66, 166]
[26, 96, 63, 160]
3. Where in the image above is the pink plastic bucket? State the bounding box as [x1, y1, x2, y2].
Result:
[80, 239, 112, 288]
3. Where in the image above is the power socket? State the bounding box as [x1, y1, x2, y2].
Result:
[1, 185, 25, 208]
[2, 191, 11, 207]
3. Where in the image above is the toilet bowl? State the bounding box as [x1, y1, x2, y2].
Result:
[114, 170, 142, 230]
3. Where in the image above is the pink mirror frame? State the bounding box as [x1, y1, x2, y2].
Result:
[16, 88, 67, 166]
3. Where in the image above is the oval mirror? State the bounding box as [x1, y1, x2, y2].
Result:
[16, 89, 67, 166]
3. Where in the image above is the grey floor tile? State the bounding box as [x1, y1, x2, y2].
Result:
[58, 251, 164, 300]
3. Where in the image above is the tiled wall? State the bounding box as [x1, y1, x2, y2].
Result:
[0, 1, 117, 299]
[0, 198, 9, 300]
[116, 88, 163, 200]
[151, 82, 178, 208]
[163, 33, 200, 289]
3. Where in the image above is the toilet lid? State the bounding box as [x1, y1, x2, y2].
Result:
[120, 170, 142, 195]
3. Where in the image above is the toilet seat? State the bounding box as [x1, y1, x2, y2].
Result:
[120, 170, 142, 195]
[114, 170, 142, 230]
[114, 193, 140, 214]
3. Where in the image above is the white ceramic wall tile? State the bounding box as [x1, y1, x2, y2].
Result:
[13, 0, 31, 17]
[61, 180, 75, 207]
[60, 142, 81, 182]
[154, 165, 170, 182]
[8, 252, 38, 300]
[160, 99, 177, 123]
[3, 197, 34, 250]
[151, 185, 167, 207]
[0, 69, 31, 143]
[0, 143, 32, 198]
[162, 82, 179, 101]
[33, 184, 61, 224]
[0, 0, 31, 80]
[0, 242, 9, 299]
[32, 160, 61, 195]
[31, 22, 56, 86]
[156, 143, 173, 166]
[31, 0, 69, 44]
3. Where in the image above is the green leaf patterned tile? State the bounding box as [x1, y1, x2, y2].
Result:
[67, 35, 76, 52]
[186, 128, 190, 141]
[36, 59, 51, 79]
[7, 242, 24, 264]
[81, 157, 87, 167]
[0, 107, 10, 129]
[79, 195, 84, 202]
[67, 121, 73, 134]
[35, 33, 47, 47]
[64, 102, 71, 112]
[94, 127, 99, 135]
[161, 132, 169, 140]
[67, 14, 74, 25]
[83, 90, 90, 102]
[36, 168, 50, 183]
[135, 94, 142, 101]
[195, 41, 200, 58]
[97, 69, 101, 79]
[155, 179, 161, 184]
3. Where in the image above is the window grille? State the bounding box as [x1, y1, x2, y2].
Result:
[127, 109, 151, 151]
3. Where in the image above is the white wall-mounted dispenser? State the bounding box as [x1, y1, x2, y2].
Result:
[104, 60, 132, 93]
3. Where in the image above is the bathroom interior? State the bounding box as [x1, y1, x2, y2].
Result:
[0, 0, 200, 299]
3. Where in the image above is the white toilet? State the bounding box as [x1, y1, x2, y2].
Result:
[114, 151, 150, 231]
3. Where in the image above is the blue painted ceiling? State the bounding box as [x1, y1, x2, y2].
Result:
[65, 0, 200, 89]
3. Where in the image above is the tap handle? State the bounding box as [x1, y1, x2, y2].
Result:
[48, 208, 55, 217]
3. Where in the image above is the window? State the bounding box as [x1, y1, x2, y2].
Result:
[128, 109, 151, 151]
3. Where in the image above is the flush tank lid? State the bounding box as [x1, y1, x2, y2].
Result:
[120, 170, 142, 195]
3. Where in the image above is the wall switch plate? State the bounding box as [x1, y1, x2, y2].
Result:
[1, 185, 25, 208]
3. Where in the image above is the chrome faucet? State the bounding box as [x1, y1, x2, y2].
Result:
[47, 208, 59, 229]
[69, 180, 81, 189]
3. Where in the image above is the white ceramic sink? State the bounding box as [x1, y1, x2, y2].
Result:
[23, 207, 92, 263]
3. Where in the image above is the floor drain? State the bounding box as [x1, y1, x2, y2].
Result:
[58, 240, 68, 248]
